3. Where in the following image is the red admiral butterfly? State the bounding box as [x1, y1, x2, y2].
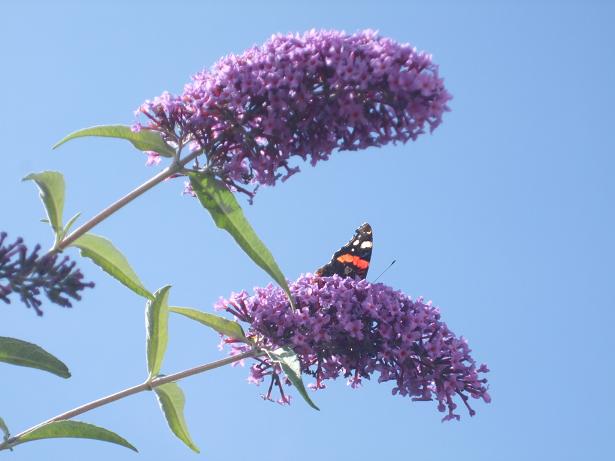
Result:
[315, 223, 373, 280]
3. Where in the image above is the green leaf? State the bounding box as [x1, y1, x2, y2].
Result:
[53, 124, 175, 157]
[0, 417, 9, 442]
[265, 347, 319, 411]
[154, 383, 199, 453]
[170, 306, 246, 341]
[0, 337, 70, 378]
[146, 286, 171, 378]
[70, 233, 153, 300]
[15, 421, 137, 452]
[188, 172, 295, 310]
[22, 171, 65, 236]
[61, 212, 82, 239]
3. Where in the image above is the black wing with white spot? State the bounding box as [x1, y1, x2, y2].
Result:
[315, 223, 372, 279]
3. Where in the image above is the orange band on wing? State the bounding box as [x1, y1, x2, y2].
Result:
[353, 256, 369, 270]
[336, 254, 355, 263]
[336, 254, 369, 270]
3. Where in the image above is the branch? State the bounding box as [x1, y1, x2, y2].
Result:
[56, 149, 201, 251]
[0, 349, 261, 451]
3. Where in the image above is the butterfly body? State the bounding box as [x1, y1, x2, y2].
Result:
[315, 223, 373, 280]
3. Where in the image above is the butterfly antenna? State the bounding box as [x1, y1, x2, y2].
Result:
[373, 260, 396, 282]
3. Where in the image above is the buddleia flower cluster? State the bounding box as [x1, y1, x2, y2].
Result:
[136, 29, 451, 198]
[0, 232, 94, 315]
[216, 274, 490, 421]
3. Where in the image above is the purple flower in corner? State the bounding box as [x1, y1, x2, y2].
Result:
[216, 274, 490, 421]
[144, 151, 161, 166]
[0, 232, 95, 315]
[137, 29, 451, 199]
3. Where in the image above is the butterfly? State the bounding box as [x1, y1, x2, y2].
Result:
[315, 223, 373, 280]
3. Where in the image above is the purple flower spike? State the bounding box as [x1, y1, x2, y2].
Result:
[137, 29, 451, 198]
[217, 274, 490, 421]
[0, 232, 95, 315]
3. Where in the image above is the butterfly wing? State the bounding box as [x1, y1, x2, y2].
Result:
[315, 223, 373, 279]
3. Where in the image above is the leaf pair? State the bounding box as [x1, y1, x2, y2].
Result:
[24, 127, 173, 302]
[146, 286, 199, 453]
[24, 169, 153, 301]
[147, 290, 318, 454]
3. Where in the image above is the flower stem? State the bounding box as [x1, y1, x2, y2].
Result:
[55, 149, 201, 251]
[0, 349, 260, 451]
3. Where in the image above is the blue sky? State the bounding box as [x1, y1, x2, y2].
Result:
[1, 1, 613, 460]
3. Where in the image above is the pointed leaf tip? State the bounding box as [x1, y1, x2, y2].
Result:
[0, 417, 10, 442]
[23, 171, 65, 236]
[70, 233, 152, 300]
[16, 420, 137, 452]
[0, 337, 70, 378]
[154, 383, 200, 453]
[188, 172, 296, 310]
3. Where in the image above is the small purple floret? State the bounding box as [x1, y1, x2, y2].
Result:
[217, 274, 490, 421]
[137, 29, 451, 198]
[144, 151, 161, 166]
